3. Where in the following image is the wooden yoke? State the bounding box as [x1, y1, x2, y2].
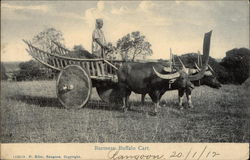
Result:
[197, 50, 201, 85]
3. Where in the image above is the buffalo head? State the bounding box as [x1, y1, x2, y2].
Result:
[194, 63, 221, 89]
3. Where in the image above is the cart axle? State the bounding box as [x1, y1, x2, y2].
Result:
[62, 84, 74, 91]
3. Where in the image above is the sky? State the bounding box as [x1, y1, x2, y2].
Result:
[1, 0, 249, 62]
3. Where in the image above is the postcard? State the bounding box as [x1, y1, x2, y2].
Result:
[1, 0, 249, 160]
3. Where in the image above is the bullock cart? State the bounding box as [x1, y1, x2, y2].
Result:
[23, 40, 125, 109]
[23, 31, 212, 109]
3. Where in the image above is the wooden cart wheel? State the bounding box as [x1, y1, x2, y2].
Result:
[57, 65, 92, 109]
[96, 85, 123, 104]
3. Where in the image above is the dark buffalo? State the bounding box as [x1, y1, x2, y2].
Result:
[139, 64, 221, 109]
[117, 61, 209, 113]
[176, 55, 221, 89]
[117, 31, 212, 113]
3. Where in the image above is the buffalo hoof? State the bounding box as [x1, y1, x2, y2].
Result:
[128, 105, 132, 111]
[148, 111, 157, 116]
[188, 104, 194, 109]
[179, 105, 184, 110]
[122, 107, 128, 113]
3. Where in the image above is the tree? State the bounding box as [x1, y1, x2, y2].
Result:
[220, 48, 250, 84]
[116, 31, 153, 61]
[30, 27, 64, 80]
[32, 27, 65, 52]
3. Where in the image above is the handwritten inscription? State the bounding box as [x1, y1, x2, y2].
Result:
[107, 145, 220, 160]
[108, 150, 164, 160]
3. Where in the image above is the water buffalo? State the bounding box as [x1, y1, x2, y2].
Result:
[117, 31, 212, 113]
[175, 56, 221, 89]
[117, 61, 209, 113]
[139, 63, 221, 108]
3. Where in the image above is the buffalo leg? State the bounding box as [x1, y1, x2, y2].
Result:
[140, 94, 146, 112]
[154, 101, 159, 113]
[178, 89, 184, 109]
[126, 93, 131, 110]
[186, 89, 194, 108]
[121, 90, 131, 112]
[118, 82, 130, 112]
[141, 94, 146, 105]
[149, 91, 160, 114]
[122, 97, 128, 112]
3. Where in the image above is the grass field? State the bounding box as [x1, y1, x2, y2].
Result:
[1, 80, 249, 143]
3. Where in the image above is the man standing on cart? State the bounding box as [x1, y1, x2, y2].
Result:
[92, 18, 109, 58]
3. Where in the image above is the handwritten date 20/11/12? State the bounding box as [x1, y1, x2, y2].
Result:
[108, 145, 220, 160]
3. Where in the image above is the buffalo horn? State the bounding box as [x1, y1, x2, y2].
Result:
[208, 64, 215, 74]
[204, 70, 213, 76]
[177, 57, 187, 73]
[153, 67, 180, 80]
[163, 67, 172, 72]
[195, 62, 212, 76]
[194, 62, 201, 71]
[188, 68, 198, 74]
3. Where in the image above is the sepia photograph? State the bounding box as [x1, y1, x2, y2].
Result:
[1, 1, 249, 158]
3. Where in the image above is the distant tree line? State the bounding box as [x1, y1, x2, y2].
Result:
[2, 47, 249, 84]
[1, 63, 8, 80]
[14, 60, 58, 81]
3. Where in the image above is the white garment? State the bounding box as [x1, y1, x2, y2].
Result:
[92, 28, 106, 57]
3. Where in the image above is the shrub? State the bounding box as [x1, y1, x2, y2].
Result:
[16, 60, 56, 81]
[220, 48, 250, 84]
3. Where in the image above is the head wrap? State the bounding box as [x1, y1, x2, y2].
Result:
[96, 18, 103, 24]
[95, 18, 103, 28]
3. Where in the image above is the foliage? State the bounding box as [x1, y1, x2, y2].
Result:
[116, 31, 153, 61]
[73, 44, 85, 52]
[220, 48, 250, 84]
[63, 44, 97, 59]
[1, 63, 8, 80]
[32, 27, 65, 52]
[15, 60, 56, 81]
